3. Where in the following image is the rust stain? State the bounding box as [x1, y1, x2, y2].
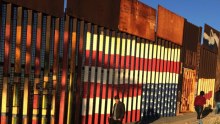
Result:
[67, 0, 156, 41]
[157, 5, 184, 45]
[3, 0, 63, 17]
[118, 0, 156, 41]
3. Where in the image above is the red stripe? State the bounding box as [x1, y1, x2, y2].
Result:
[35, 27, 41, 74]
[26, 25, 32, 74]
[83, 83, 142, 98]
[4, 24, 10, 73]
[1, 115, 6, 124]
[32, 119, 37, 124]
[85, 50, 180, 73]
[53, 29, 59, 74]
[33, 95, 38, 109]
[58, 29, 69, 124]
[173, 60, 177, 73]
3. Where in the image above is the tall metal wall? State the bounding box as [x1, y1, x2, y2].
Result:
[1, 0, 219, 124]
[0, 4, 182, 124]
[0, 3, 67, 124]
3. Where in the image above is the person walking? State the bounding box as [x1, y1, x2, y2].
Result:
[108, 95, 125, 124]
[194, 91, 206, 124]
[215, 87, 220, 114]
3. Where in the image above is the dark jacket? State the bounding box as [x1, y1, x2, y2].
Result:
[215, 91, 220, 102]
[112, 101, 125, 120]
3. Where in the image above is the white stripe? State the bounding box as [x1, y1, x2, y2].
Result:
[86, 24, 91, 51]
[136, 43, 140, 58]
[153, 44, 157, 59]
[143, 71, 147, 84]
[161, 45, 165, 60]
[120, 69, 124, 84]
[169, 71, 173, 84]
[93, 26, 98, 51]
[126, 36, 131, 56]
[121, 34, 126, 56]
[139, 71, 143, 84]
[172, 73, 175, 83]
[114, 69, 119, 84]
[159, 71, 163, 83]
[84, 66, 89, 82]
[151, 71, 155, 83]
[140, 43, 145, 58]
[144, 43, 149, 59]
[99, 28, 104, 52]
[170, 47, 174, 61]
[174, 47, 178, 62]
[97, 68, 102, 83]
[84, 66, 178, 84]
[133, 97, 137, 111]
[134, 70, 139, 84]
[167, 47, 171, 61]
[164, 46, 168, 60]
[116, 33, 121, 55]
[130, 70, 134, 84]
[105, 30, 110, 54]
[110, 33, 116, 54]
[131, 38, 136, 56]
[147, 71, 151, 83]
[103, 69, 107, 84]
[177, 48, 181, 62]
[155, 71, 159, 84]
[157, 45, 161, 59]
[148, 43, 153, 59]
[109, 69, 114, 84]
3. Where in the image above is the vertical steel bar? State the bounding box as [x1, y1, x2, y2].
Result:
[0, 3, 6, 124]
[37, 14, 46, 124]
[18, 8, 28, 124]
[7, 6, 17, 124]
[27, 12, 38, 124]
[45, 17, 55, 124]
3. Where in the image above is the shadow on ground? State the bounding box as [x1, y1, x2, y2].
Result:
[202, 105, 213, 118]
[136, 108, 160, 124]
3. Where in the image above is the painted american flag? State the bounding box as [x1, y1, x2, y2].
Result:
[80, 23, 143, 124]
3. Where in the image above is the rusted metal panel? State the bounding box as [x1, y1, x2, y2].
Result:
[67, 0, 120, 30]
[183, 21, 202, 52]
[157, 5, 184, 45]
[199, 46, 217, 79]
[203, 24, 220, 54]
[182, 21, 202, 69]
[66, 0, 156, 41]
[3, 0, 63, 17]
[180, 69, 196, 112]
[216, 46, 220, 91]
[118, 0, 156, 41]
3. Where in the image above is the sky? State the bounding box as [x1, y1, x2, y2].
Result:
[140, 0, 220, 31]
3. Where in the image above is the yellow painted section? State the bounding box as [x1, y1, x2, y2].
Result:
[121, 33, 126, 57]
[116, 33, 121, 55]
[104, 30, 110, 55]
[131, 37, 136, 57]
[1, 4, 12, 116]
[99, 27, 104, 52]
[198, 78, 215, 108]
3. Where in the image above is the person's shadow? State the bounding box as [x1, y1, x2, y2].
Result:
[137, 107, 160, 124]
[202, 105, 213, 118]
